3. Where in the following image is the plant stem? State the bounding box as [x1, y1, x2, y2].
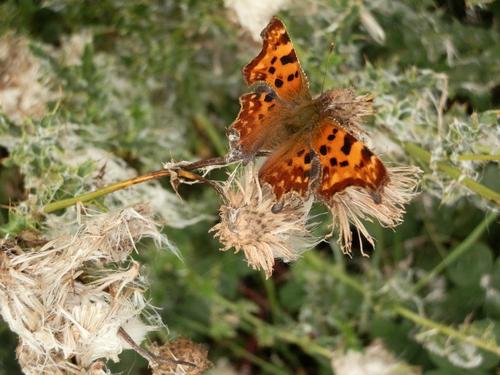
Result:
[42, 152, 272, 214]
[176, 316, 289, 374]
[224, 341, 290, 375]
[403, 142, 500, 205]
[457, 154, 500, 161]
[261, 274, 281, 323]
[213, 295, 334, 360]
[393, 306, 500, 356]
[277, 331, 333, 359]
[413, 212, 497, 292]
[306, 251, 500, 356]
[193, 115, 228, 157]
[42, 157, 234, 214]
[43, 169, 171, 213]
[42, 168, 207, 213]
[117, 327, 195, 367]
[305, 253, 365, 294]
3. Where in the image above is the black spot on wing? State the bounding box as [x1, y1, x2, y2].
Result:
[268, 66, 276, 74]
[279, 33, 290, 44]
[341, 134, 355, 155]
[361, 146, 373, 161]
[280, 51, 297, 65]
[340, 161, 349, 167]
[275, 78, 283, 88]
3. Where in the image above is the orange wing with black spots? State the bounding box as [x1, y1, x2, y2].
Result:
[258, 133, 316, 198]
[259, 118, 388, 201]
[312, 119, 388, 202]
[243, 17, 311, 103]
[229, 88, 284, 157]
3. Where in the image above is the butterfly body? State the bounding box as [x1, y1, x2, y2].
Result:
[230, 17, 388, 203]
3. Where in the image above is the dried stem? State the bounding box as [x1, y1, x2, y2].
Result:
[118, 327, 196, 368]
[412, 212, 497, 292]
[43, 159, 224, 213]
[43, 152, 272, 214]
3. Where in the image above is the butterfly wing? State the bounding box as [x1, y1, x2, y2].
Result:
[259, 118, 388, 201]
[312, 119, 388, 201]
[229, 17, 311, 158]
[243, 17, 311, 104]
[257, 133, 313, 198]
[228, 87, 286, 157]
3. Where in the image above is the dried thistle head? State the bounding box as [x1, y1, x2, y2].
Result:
[148, 338, 212, 375]
[326, 165, 422, 255]
[58, 30, 93, 66]
[0, 205, 172, 374]
[225, 0, 291, 41]
[16, 347, 110, 375]
[0, 34, 58, 123]
[331, 340, 422, 375]
[211, 164, 319, 278]
[321, 89, 374, 137]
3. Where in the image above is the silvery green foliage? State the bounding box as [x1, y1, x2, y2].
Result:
[344, 65, 499, 209]
[415, 321, 498, 370]
[0, 32, 210, 227]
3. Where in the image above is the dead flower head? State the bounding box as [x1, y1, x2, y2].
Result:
[331, 340, 422, 375]
[0, 205, 172, 374]
[0, 34, 58, 123]
[211, 164, 319, 278]
[148, 338, 213, 375]
[327, 166, 422, 255]
[224, 0, 290, 41]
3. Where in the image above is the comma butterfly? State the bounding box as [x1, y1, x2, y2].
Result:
[229, 17, 388, 205]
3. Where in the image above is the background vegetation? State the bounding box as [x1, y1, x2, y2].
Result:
[0, 0, 499, 374]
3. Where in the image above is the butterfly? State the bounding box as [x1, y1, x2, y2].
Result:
[228, 17, 388, 204]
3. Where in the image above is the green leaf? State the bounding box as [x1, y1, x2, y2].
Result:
[447, 243, 493, 287]
[484, 257, 500, 319]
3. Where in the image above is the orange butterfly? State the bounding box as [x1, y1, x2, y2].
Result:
[229, 17, 388, 204]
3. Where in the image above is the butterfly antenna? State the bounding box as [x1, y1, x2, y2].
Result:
[320, 42, 335, 94]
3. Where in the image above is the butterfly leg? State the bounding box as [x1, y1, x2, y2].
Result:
[369, 188, 383, 204]
[271, 200, 285, 213]
[250, 82, 276, 96]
